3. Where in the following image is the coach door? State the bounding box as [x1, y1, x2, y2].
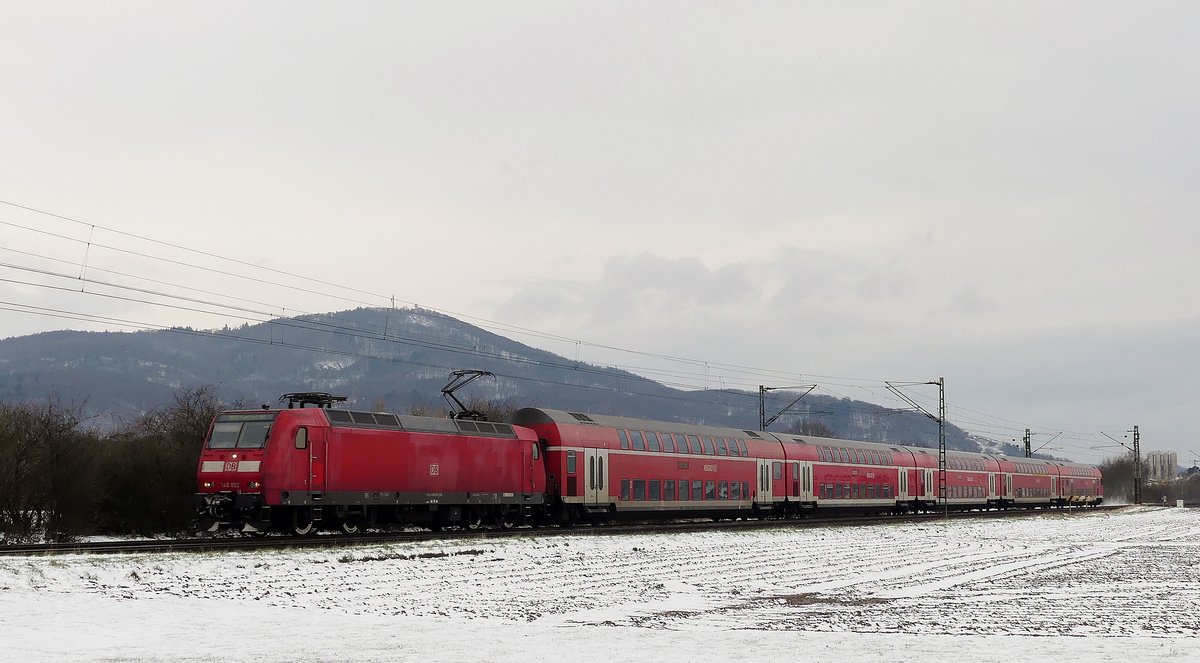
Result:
[988, 472, 997, 500]
[757, 459, 774, 503]
[925, 470, 935, 500]
[584, 449, 609, 506]
[308, 426, 327, 497]
[897, 469, 908, 500]
[800, 462, 814, 501]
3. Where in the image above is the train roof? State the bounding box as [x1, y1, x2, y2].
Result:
[511, 407, 770, 441]
[229, 406, 523, 438]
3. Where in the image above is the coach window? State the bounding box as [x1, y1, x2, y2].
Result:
[567, 450, 577, 474]
[649, 480, 661, 501]
[773, 462, 783, 481]
[633, 479, 646, 500]
[631, 431, 646, 451]
[692, 480, 704, 501]
[738, 439, 748, 457]
[716, 438, 728, 456]
[598, 457, 604, 490]
[618, 430, 629, 450]
[673, 434, 688, 453]
[646, 432, 661, 452]
[792, 463, 800, 480]
[294, 427, 308, 449]
[661, 434, 676, 453]
[718, 481, 729, 499]
[664, 480, 675, 500]
[621, 479, 631, 500]
[677, 479, 688, 500]
[731, 481, 741, 499]
[702, 437, 716, 455]
[705, 480, 716, 500]
[856, 450, 867, 464]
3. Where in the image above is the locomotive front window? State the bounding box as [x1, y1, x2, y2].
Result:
[207, 413, 277, 449]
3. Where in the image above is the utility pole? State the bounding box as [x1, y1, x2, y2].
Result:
[1024, 429, 1031, 458]
[886, 377, 946, 516]
[1101, 426, 1143, 504]
[759, 384, 815, 431]
[1132, 425, 1142, 505]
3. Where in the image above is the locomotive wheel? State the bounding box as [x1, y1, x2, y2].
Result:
[291, 509, 316, 536]
[499, 509, 516, 529]
[464, 509, 484, 531]
[339, 520, 361, 535]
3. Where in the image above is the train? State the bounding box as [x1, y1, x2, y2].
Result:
[192, 391, 1104, 535]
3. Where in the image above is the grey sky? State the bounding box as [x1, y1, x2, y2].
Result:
[2, 2, 1198, 464]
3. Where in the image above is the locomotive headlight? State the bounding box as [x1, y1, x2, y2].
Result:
[202, 481, 214, 488]
[247, 481, 261, 489]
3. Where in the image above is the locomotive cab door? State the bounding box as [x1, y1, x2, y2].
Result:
[308, 426, 327, 498]
[584, 449, 609, 507]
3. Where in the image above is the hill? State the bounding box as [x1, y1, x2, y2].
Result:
[0, 307, 1012, 454]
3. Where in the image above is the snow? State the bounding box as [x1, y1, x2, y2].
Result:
[2, 506, 1198, 662]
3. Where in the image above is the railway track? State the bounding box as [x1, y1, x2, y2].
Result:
[0, 504, 1125, 557]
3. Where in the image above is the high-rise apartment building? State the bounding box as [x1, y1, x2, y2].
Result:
[1146, 451, 1178, 482]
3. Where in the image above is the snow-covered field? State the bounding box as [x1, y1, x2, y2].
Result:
[2, 506, 1198, 662]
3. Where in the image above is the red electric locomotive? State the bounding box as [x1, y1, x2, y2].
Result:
[194, 392, 546, 534]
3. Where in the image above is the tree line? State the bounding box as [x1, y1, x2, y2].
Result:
[0, 387, 1190, 543]
[1100, 453, 1200, 505]
[0, 387, 224, 543]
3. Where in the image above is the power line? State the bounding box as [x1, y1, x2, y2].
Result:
[0, 199, 1129, 456]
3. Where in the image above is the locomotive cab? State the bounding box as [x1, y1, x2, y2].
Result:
[194, 411, 277, 532]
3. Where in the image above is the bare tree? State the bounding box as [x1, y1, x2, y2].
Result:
[787, 418, 838, 438]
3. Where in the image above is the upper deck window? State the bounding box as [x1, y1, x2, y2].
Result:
[207, 413, 278, 449]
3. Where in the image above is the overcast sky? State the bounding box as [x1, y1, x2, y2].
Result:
[2, 2, 1197, 465]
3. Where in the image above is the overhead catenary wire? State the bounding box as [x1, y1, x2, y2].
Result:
[0, 199, 1124, 460]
